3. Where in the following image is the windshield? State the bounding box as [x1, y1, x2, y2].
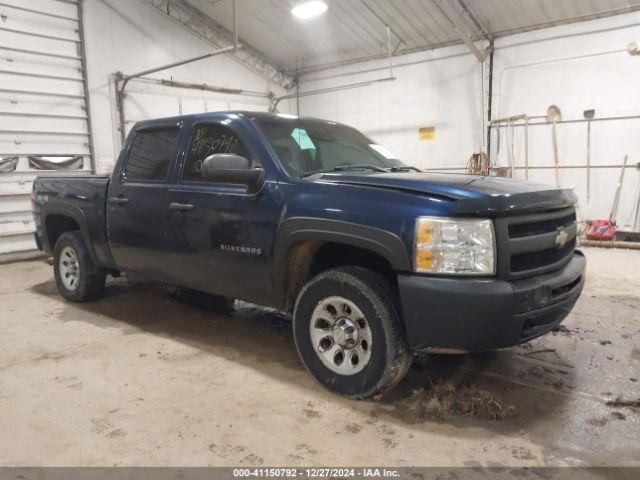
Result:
[253, 117, 408, 177]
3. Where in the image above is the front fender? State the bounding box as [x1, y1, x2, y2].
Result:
[272, 216, 411, 308]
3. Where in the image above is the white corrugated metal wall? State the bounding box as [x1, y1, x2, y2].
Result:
[118, 78, 272, 144]
[81, 0, 287, 175]
[0, 0, 92, 262]
[294, 12, 640, 226]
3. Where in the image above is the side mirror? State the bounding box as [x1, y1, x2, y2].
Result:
[201, 154, 264, 193]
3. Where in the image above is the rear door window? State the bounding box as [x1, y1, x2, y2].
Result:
[124, 128, 180, 182]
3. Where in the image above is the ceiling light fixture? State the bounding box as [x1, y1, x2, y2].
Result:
[291, 1, 328, 20]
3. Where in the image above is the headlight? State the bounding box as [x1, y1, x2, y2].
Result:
[414, 217, 495, 275]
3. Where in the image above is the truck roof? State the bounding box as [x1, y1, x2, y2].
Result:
[133, 111, 344, 129]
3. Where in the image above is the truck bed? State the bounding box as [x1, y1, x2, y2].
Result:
[32, 175, 115, 269]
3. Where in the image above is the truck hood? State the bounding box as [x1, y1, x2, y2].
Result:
[315, 172, 577, 216]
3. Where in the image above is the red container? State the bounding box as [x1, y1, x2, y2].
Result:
[586, 219, 615, 241]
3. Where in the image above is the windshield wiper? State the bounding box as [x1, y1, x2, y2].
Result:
[331, 164, 387, 172]
[300, 164, 388, 178]
[388, 166, 421, 172]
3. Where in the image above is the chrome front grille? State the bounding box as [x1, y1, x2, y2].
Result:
[495, 207, 577, 280]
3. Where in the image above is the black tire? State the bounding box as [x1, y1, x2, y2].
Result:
[53, 231, 106, 302]
[293, 266, 412, 399]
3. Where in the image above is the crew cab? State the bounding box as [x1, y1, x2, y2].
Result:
[32, 111, 585, 398]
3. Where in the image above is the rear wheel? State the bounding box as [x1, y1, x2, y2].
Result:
[53, 231, 105, 302]
[293, 266, 412, 399]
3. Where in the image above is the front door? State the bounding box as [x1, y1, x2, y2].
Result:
[164, 121, 278, 305]
[107, 124, 181, 279]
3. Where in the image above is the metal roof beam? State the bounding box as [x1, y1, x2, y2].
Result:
[433, 0, 491, 62]
[138, 0, 293, 89]
[455, 0, 493, 41]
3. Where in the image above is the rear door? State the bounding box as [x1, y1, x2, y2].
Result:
[107, 123, 181, 279]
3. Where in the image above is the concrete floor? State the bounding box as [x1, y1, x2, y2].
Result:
[0, 247, 639, 467]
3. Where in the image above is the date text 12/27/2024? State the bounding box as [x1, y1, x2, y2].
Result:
[232, 468, 400, 478]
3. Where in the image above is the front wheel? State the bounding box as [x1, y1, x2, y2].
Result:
[53, 231, 106, 302]
[293, 266, 412, 399]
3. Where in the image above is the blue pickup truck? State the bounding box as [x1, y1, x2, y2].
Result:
[32, 111, 585, 398]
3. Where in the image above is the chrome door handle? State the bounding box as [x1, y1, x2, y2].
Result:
[108, 197, 129, 205]
[169, 202, 194, 211]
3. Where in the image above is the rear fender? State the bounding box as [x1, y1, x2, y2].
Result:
[42, 203, 99, 265]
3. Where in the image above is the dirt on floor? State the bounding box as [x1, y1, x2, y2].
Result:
[0, 246, 639, 467]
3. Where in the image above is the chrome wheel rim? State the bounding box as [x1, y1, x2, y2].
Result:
[309, 296, 372, 375]
[59, 246, 80, 291]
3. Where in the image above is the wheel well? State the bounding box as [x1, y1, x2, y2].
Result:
[45, 214, 80, 249]
[282, 240, 397, 312]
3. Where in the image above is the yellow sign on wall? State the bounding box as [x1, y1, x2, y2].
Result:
[418, 126, 435, 141]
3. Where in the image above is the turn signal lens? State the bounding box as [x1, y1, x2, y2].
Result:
[415, 249, 433, 271]
[413, 217, 495, 275]
[415, 222, 432, 245]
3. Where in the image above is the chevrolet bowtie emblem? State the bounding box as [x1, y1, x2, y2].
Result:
[555, 227, 569, 249]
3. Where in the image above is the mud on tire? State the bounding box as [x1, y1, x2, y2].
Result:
[293, 266, 412, 399]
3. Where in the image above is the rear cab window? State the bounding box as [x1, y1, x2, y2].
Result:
[123, 128, 180, 182]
